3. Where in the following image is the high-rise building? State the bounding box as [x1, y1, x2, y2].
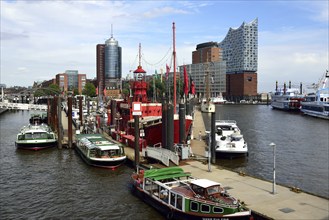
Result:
[219, 18, 258, 73]
[182, 42, 226, 98]
[192, 41, 222, 64]
[96, 30, 122, 97]
[219, 18, 258, 98]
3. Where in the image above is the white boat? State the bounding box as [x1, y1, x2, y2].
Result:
[75, 134, 126, 168]
[301, 71, 329, 119]
[211, 93, 227, 104]
[270, 82, 304, 111]
[201, 98, 215, 113]
[15, 123, 57, 150]
[214, 120, 248, 156]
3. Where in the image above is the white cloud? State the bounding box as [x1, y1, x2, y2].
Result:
[0, 0, 328, 94]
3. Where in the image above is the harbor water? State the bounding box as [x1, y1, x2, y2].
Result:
[202, 104, 329, 199]
[0, 110, 165, 220]
[0, 105, 328, 219]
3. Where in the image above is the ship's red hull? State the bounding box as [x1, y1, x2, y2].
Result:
[110, 116, 193, 150]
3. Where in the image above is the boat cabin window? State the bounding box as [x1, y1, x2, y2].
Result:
[89, 149, 96, 157]
[206, 185, 220, 196]
[213, 206, 224, 213]
[190, 201, 199, 212]
[159, 187, 168, 202]
[170, 192, 176, 207]
[18, 135, 25, 140]
[176, 194, 183, 210]
[191, 184, 205, 196]
[201, 204, 210, 213]
[231, 136, 242, 141]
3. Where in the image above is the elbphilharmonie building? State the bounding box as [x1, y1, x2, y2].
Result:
[219, 18, 258, 74]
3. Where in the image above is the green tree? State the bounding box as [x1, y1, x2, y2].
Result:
[82, 82, 96, 97]
[73, 88, 79, 96]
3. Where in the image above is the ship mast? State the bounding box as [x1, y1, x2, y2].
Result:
[173, 22, 177, 114]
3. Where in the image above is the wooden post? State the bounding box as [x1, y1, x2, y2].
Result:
[68, 96, 73, 148]
[211, 112, 216, 164]
[57, 96, 62, 149]
[47, 98, 51, 125]
[78, 96, 83, 130]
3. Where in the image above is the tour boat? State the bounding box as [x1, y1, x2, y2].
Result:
[75, 134, 126, 168]
[131, 167, 252, 220]
[270, 82, 304, 111]
[214, 120, 248, 157]
[29, 113, 48, 124]
[301, 71, 329, 119]
[15, 123, 57, 150]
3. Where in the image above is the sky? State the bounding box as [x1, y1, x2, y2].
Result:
[1, 0, 328, 93]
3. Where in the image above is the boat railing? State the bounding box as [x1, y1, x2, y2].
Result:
[215, 120, 237, 124]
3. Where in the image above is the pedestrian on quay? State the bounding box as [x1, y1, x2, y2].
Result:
[198, 131, 202, 141]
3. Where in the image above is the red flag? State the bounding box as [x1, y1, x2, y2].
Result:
[190, 76, 196, 95]
[96, 86, 98, 95]
[183, 65, 189, 95]
[166, 64, 170, 79]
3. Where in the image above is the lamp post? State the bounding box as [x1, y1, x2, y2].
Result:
[269, 142, 276, 194]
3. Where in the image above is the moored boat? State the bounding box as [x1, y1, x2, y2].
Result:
[75, 134, 126, 168]
[211, 93, 227, 104]
[201, 98, 216, 113]
[130, 167, 252, 220]
[301, 71, 329, 119]
[109, 44, 193, 149]
[15, 123, 57, 150]
[270, 81, 304, 111]
[214, 120, 248, 157]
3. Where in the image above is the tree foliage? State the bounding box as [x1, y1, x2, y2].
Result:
[82, 82, 96, 97]
[34, 84, 61, 97]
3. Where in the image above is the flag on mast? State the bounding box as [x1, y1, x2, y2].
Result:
[190, 76, 196, 95]
[166, 64, 170, 79]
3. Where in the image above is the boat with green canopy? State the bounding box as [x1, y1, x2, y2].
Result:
[131, 167, 252, 220]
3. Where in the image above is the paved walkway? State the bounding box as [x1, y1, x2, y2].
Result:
[184, 109, 329, 220]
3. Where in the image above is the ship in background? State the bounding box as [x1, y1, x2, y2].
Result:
[270, 81, 305, 111]
[301, 70, 329, 119]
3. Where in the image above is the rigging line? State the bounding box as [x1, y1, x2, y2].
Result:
[141, 47, 172, 67]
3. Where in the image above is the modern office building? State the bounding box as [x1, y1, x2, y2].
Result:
[180, 41, 226, 98]
[179, 62, 226, 99]
[96, 30, 122, 98]
[56, 70, 86, 94]
[219, 18, 258, 98]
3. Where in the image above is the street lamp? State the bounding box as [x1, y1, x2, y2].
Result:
[269, 142, 276, 194]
